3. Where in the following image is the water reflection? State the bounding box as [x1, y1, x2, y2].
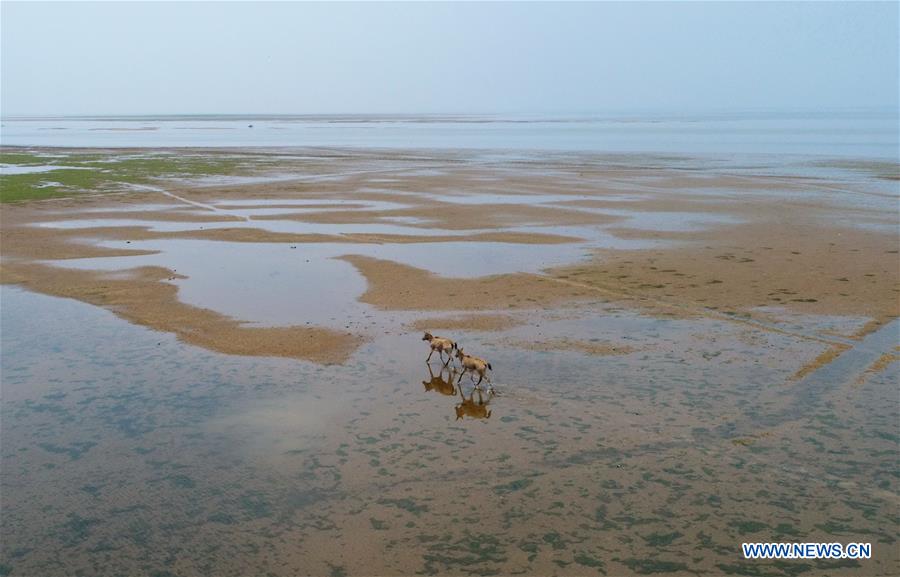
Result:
[454, 386, 493, 421]
[422, 362, 457, 396]
[419, 363, 496, 421]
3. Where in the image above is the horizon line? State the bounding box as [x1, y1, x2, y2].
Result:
[4, 106, 899, 121]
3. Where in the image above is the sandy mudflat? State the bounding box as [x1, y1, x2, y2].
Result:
[2, 147, 899, 576]
[339, 255, 598, 310]
[2, 147, 898, 353]
[555, 221, 899, 324]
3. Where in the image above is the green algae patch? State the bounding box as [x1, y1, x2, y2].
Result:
[641, 531, 683, 547]
[0, 149, 249, 202]
[422, 532, 507, 576]
[493, 477, 533, 495]
[574, 551, 606, 571]
[622, 558, 689, 574]
[378, 497, 429, 516]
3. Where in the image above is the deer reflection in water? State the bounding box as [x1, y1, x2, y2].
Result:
[420, 364, 495, 420]
[455, 386, 493, 420]
[423, 363, 457, 396]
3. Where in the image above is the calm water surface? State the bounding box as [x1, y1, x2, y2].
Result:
[3, 110, 898, 158]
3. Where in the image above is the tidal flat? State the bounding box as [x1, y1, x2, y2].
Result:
[1, 146, 898, 576]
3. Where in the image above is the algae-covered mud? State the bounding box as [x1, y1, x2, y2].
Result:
[1, 147, 898, 576]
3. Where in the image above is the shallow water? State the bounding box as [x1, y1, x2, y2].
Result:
[3, 111, 899, 158]
[2, 285, 897, 576]
[0, 163, 91, 175]
[209, 199, 410, 218]
[35, 217, 468, 237]
[43, 238, 596, 328]
[570, 208, 743, 232]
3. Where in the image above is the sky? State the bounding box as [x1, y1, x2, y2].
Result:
[1, 1, 898, 116]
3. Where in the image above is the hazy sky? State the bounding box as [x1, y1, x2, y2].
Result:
[2, 1, 898, 116]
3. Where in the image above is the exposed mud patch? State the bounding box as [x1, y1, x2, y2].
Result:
[340, 255, 597, 311]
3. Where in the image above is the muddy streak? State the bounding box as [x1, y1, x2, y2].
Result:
[855, 352, 900, 385]
[790, 344, 852, 381]
[129, 183, 252, 220]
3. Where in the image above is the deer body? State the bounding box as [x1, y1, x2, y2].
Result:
[422, 332, 457, 365]
[455, 347, 493, 391]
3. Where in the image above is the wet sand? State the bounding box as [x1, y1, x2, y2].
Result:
[562, 222, 898, 323]
[339, 255, 597, 311]
[1, 146, 898, 576]
[501, 338, 637, 356]
[410, 314, 524, 332]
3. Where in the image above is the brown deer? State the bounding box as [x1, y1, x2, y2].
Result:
[454, 346, 493, 393]
[422, 332, 457, 365]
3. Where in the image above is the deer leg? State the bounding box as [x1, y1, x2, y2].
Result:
[426, 348, 434, 362]
[473, 372, 483, 390]
[457, 368, 467, 383]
